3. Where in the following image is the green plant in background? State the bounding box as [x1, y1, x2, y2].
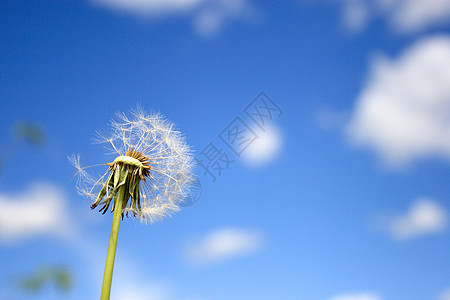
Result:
[71, 107, 194, 300]
[0, 120, 46, 176]
[12, 121, 46, 147]
[0, 121, 64, 300]
[19, 265, 72, 294]
[0, 265, 73, 299]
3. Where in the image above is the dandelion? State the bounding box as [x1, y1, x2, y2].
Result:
[71, 107, 194, 300]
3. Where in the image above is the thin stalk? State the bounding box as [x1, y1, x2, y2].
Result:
[100, 185, 126, 300]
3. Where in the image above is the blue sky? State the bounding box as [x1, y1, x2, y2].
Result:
[1, 1, 450, 300]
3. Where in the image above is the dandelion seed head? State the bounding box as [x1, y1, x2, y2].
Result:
[68, 154, 94, 184]
[71, 107, 195, 223]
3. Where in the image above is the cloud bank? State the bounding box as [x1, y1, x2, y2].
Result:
[91, 0, 258, 37]
[346, 35, 450, 167]
[185, 227, 263, 266]
[339, 0, 450, 33]
[439, 288, 450, 300]
[241, 123, 283, 166]
[379, 198, 447, 240]
[329, 292, 382, 300]
[0, 183, 74, 244]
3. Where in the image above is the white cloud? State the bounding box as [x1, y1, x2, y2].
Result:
[193, 0, 256, 38]
[93, 0, 205, 15]
[241, 123, 282, 166]
[339, 0, 450, 33]
[114, 280, 172, 300]
[381, 198, 447, 240]
[185, 227, 263, 266]
[438, 288, 450, 300]
[69, 230, 205, 300]
[114, 281, 207, 300]
[315, 107, 349, 132]
[115, 283, 207, 300]
[341, 0, 370, 32]
[91, 0, 258, 37]
[384, 0, 450, 33]
[346, 35, 450, 167]
[329, 292, 382, 300]
[111, 257, 206, 300]
[0, 183, 74, 243]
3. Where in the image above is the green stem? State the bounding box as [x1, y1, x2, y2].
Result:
[100, 185, 126, 300]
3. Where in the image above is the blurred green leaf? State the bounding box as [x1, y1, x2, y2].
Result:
[53, 268, 72, 292]
[19, 267, 49, 293]
[12, 121, 46, 147]
[17, 265, 73, 295]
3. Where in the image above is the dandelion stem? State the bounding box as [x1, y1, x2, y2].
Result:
[100, 184, 126, 300]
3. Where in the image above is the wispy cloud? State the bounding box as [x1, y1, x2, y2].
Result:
[110, 251, 207, 300]
[93, 0, 205, 15]
[338, 0, 450, 33]
[64, 210, 207, 300]
[346, 35, 450, 167]
[113, 279, 207, 300]
[377, 198, 447, 240]
[241, 123, 283, 167]
[340, 0, 370, 33]
[185, 227, 263, 266]
[0, 183, 75, 244]
[438, 288, 450, 300]
[315, 106, 349, 132]
[90, 0, 259, 37]
[113, 277, 172, 300]
[329, 292, 382, 300]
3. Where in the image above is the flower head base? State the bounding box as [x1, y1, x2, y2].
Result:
[92, 149, 150, 217]
[72, 108, 194, 223]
